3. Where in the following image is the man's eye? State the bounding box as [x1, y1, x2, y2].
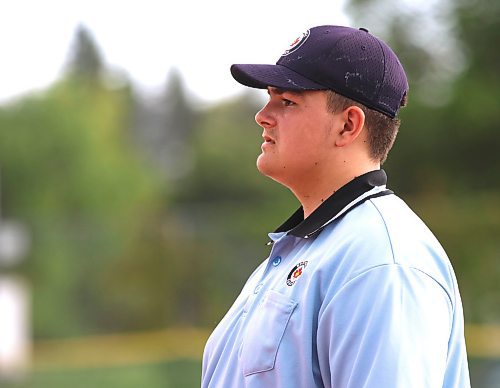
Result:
[282, 99, 295, 106]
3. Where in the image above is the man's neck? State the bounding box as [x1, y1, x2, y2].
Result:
[291, 163, 380, 219]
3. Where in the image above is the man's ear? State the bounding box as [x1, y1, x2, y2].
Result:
[335, 106, 366, 147]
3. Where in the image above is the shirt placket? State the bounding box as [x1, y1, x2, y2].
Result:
[243, 235, 297, 315]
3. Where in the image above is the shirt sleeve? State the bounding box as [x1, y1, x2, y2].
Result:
[317, 264, 453, 388]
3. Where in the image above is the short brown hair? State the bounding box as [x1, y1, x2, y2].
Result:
[326, 90, 406, 164]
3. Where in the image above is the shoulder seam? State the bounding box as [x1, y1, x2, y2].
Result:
[352, 198, 454, 307]
[366, 198, 397, 264]
[338, 263, 454, 307]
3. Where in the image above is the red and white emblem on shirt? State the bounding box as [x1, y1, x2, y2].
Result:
[286, 261, 308, 286]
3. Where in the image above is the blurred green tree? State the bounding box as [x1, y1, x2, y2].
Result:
[172, 92, 298, 324]
[135, 68, 198, 181]
[0, 26, 166, 337]
[66, 24, 104, 82]
[347, 0, 500, 194]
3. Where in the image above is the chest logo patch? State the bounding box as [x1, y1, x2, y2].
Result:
[286, 261, 308, 286]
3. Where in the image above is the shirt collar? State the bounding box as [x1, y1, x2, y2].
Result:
[273, 169, 391, 239]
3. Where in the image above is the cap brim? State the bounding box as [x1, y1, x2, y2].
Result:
[230, 64, 326, 90]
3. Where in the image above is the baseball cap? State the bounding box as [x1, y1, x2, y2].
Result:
[230, 25, 408, 118]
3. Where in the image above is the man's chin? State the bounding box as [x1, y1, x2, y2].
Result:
[256, 157, 286, 184]
[256, 155, 272, 177]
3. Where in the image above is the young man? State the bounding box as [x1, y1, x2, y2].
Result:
[202, 25, 470, 387]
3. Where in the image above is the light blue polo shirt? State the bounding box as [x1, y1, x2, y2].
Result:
[202, 170, 470, 388]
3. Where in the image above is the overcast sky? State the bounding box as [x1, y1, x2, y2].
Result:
[0, 0, 350, 105]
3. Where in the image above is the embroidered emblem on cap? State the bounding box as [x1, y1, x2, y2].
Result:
[282, 30, 310, 56]
[286, 261, 308, 286]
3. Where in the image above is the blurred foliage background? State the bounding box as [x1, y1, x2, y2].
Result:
[0, 0, 498, 386]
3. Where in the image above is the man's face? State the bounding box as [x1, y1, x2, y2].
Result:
[255, 87, 340, 188]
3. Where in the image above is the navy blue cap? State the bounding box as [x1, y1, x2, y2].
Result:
[231, 25, 409, 118]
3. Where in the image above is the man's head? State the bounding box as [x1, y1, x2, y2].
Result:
[231, 25, 408, 119]
[231, 25, 408, 166]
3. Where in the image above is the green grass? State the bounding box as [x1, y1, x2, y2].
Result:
[2, 359, 201, 388]
[2, 358, 499, 388]
[469, 358, 500, 388]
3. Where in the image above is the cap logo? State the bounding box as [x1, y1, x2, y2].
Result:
[286, 261, 308, 286]
[282, 30, 310, 56]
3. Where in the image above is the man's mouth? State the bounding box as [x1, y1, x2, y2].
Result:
[262, 134, 275, 144]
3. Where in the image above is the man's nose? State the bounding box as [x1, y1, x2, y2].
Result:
[255, 102, 275, 129]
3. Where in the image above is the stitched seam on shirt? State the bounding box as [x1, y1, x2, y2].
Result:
[365, 198, 454, 308]
[337, 263, 453, 308]
[367, 198, 397, 264]
[408, 267, 453, 307]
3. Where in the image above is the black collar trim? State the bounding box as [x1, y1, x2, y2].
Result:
[273, 169, 392, 239]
